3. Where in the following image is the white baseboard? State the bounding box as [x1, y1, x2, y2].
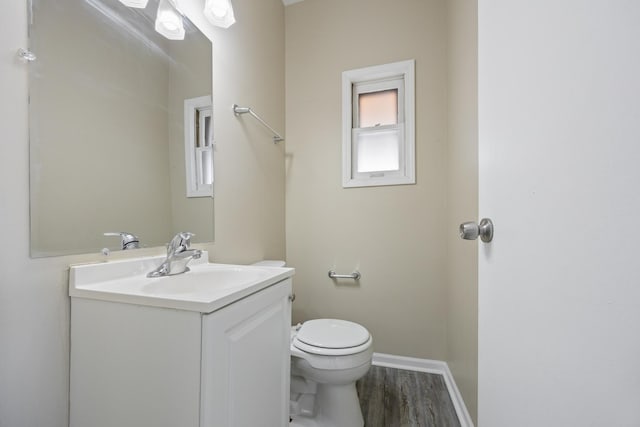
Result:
[371, 353, 475, 427]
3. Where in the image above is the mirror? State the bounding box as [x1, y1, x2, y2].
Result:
[28, 0, 214, 257]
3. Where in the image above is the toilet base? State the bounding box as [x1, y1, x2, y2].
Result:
[290, 381, 364, 427]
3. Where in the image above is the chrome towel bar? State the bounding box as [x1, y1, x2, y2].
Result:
[233, 104, 284, 143]
[328, 270, 361, 280]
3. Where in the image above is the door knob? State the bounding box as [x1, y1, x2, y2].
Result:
[459, 218, 494, 243]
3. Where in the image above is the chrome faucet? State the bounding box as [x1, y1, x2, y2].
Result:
[104, 232, 140, 250]
[147, 232, 202, 278]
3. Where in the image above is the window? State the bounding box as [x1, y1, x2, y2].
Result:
[184, 95, 213, 197]
[342, 60, 415, 188]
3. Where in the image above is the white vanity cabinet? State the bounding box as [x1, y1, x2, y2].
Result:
[69, 265, 292, 427]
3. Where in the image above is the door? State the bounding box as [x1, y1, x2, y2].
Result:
[478, 1, 640, 426]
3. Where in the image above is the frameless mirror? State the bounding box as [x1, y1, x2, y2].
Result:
[28, 0, 214, 257]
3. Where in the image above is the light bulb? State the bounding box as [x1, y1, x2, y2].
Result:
[162, 21, 179, 31]
[155, 0, 185, 40]
[204, 0, 236, 28]
[211, 6, 227, 17]
[118, 0, 149, 8]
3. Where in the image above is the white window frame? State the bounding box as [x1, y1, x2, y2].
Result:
[342, 59, 415, 188]
[184, 95, 213, 198]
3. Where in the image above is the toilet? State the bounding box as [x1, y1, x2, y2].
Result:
[289, 319, 373, 427]
[252, 260, 373, 427]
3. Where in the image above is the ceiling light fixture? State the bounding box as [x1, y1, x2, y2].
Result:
[203, 0, 236, 28]
[155, 0, 185, 40]
[118, 0, 149, 8]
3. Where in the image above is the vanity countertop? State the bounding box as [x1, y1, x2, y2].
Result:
[69, 252, 294, 313]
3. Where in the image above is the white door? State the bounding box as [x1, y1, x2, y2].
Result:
[478, 1, 640, 426]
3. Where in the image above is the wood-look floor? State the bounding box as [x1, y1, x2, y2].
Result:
[356, 366, 461, 427]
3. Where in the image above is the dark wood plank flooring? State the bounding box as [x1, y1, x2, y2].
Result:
[356, 365, 461, 427]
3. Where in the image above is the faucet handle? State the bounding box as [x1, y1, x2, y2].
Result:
[167, 232, 195, 254]
[179, 232, 195, 245]
[104, 232, 140, 250]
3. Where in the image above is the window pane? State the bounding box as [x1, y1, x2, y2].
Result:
[203, 116, 212, 147]
[199, 149, 213, 186]
[195, 110, 201, 147]
[358, 89, 398, 128]
[356, 129, 400, 173]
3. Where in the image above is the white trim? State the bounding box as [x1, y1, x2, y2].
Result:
[371, 353, 475, 427]
[282, 0, 305, 5]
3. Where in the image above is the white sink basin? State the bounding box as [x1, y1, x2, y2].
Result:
[142, 266, 266, 295]
[69, 252, 295, 313]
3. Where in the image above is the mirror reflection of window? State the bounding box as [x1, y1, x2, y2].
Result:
[184, 95, 213, 198]
[197, 107, 214, 188]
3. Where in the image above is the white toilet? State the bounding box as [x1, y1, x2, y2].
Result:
[251, 261, 373, 426]
[289, 319, 373, 427]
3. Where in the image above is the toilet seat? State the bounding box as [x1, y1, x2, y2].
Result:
[293, 319, 371, 356]
[293, 336, 372, 356]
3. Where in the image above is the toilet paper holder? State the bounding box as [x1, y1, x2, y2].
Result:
[328, 270, 361, 280]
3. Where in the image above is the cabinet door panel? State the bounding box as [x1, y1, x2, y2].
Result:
[70, 299, 202, 427]
[201, 280, 292, 427]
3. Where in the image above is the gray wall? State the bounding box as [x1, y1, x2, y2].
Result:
[446, 0, 479, 421]
[285, 0, 478, 420]
[285, 0, 450, 360]
[208, 0, 286, 264]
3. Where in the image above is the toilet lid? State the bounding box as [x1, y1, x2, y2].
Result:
[295, 319, 370, 349]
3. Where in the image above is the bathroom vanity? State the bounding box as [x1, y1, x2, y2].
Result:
[69, 253, 294, 427]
